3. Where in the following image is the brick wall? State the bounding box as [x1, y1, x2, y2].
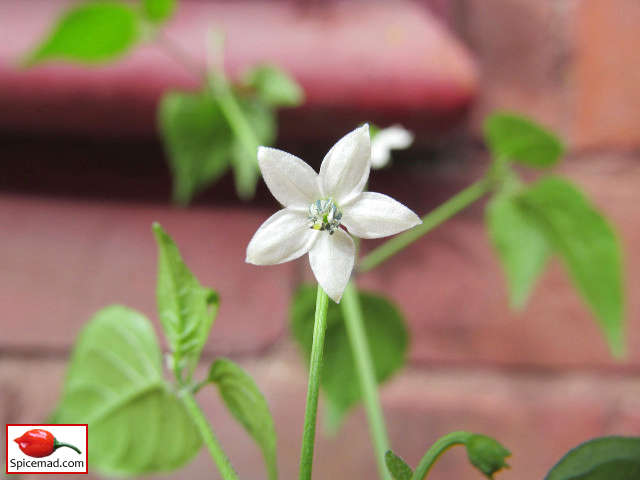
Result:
[2, 1, 640, 479]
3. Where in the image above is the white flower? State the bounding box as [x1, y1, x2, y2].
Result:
[370, 124, 414, 169]
[246, 125, 421, 302]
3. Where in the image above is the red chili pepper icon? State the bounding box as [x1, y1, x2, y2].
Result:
[14, 429, 82, 458]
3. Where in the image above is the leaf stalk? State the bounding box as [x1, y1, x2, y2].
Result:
[181, 390, 240, 480]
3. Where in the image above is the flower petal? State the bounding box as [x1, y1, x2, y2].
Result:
[308, 229, 355, 303]
[341, 192, 422, 239]
[258, 146, 320, 209]
[246, 209, 318, 265]
[370, 125, 414, 169]
[319, 124, 371, 203]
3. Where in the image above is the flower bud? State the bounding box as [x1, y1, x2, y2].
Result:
[466, 434, 511, 479]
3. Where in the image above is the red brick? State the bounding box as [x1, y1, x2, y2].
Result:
[461, 0, 571, 141]
[572, 0, 640, 149]
[459, 0, 640, 151]
[0, 193, 293, 356]
[609, 385, 640, 435]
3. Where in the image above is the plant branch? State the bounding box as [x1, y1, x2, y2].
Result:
[216, 85, 261, 158]
[411, 431, 473, 480]
[155, 30, 259, 160]
[357, 179, 492, 273]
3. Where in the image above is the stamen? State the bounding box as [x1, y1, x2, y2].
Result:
[308, 197, 342, 234]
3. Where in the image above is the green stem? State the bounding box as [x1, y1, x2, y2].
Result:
[154, 33, 207, 81]
[357, 179, 492, 273]
[216, 87, 261, 157]
[340, 280, 391, 480]
[155, 31, 259, 168]
[205, 39, 262, 199]
[53, 440, 82, 455]
[299, 286, 330, 480]
[411, 431, 473, 480]
[202, 28, 261, 166]
[181, 390, 240, 480]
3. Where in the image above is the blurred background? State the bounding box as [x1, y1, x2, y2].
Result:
[1, 0, 639, 478]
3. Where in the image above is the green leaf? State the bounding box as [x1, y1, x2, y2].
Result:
[242, 64, 305, 107]
[484, 112, 565, 168]
[52, 305, 201, 475]
[142, 0, 176, 23]
[385, 450, 413, 480]
[229, 94, 277, 200]
[158, 90, 234, 206]
[153, 223, 219, 378]
[545, 436, 640, 480]
[291, 286, 408, 431]
[207, 358, 278, 480]
[24, 1, 140, 66]
[486, 193, 551, 309]
[159, 85, 279, 203]
[518, 177, 625, 357]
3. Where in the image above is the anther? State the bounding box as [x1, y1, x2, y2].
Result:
[308, 198, 342, 234]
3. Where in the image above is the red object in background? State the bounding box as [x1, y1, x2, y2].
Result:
[14, 429, 82, 458]
[0, 0, 477, 141]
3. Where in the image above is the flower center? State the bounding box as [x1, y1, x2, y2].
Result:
[308, 198, 342, 235]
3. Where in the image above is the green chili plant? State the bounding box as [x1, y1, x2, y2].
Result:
[47, 117, 639, 480]
[19, 1, 640, 478]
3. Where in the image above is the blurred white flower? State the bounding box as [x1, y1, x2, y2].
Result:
[370, 124, 414, 169]
[246, 125, 421, 302]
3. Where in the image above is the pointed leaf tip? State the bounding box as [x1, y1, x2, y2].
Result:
[207, 358, 278, 480]
[385, 450, 413, 480]
[517, 177, 626, 358]
[242, 63, 305, 107]
[154, 225, 219, 378]
[486, 193, 551, 310]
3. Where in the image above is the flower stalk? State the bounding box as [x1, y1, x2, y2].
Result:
[246, 125, 422, 479]
[299, 285, 330, 480]
[340, 280, 392, 480]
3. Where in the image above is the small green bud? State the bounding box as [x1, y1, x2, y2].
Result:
[384, 450, 413, 480]
[466, 434, 511, 479]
